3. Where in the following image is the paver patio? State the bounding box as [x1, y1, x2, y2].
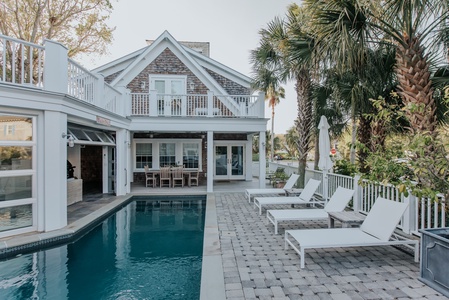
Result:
[215, 192, 447, 300]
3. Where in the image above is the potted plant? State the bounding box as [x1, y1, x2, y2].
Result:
[272, 169, 288, 188]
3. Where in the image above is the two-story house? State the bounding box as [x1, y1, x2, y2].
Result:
[0, 31, 268, 239]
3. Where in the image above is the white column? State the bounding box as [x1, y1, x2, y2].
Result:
[207, 131, 214, 192]
[43, 111, 67, 231]
[43, 39, 68, 94]
[259, 131, 266, 189]
[245, 135, 252, 181]
[115, 129, 129, 196]
[102, 146, 108, 193]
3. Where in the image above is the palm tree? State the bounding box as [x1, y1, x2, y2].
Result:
[284, 126, 299, 158]
[250, 50, 285, 162]
[303, 0, 375, 164]
[251, 8, 318, 187]
[370, 0, 449, 137]
[266, 85, 285, 162]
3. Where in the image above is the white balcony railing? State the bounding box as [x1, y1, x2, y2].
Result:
[67, 59, 97, 104]
[131, 92, 264, 118]
[1, 34, 264, 119]
[0, 34, 127, 116]
[0, 34, 44, 87]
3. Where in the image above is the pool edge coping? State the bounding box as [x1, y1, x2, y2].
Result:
[200, 193, 226, 300]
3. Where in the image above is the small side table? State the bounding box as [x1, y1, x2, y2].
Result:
[328, 211, 366, 228]
[284, 188, 304, 196]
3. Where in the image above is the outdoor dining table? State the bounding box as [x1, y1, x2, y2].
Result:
[145, 168, 198, 187]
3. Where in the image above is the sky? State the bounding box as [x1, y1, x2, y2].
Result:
[80, 0, 298, 134]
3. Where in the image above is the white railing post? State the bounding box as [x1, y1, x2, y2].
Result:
[43, 39, 68, 94]
[95, 73, 104, 107]
[207, 91, 214, 117]
[258, 91, 265, 118]
[353, 174, 361, 212]
[149, 90, 158, 116]
[123, 87, 131, 117]
[402, 193, 415, 234]
[239, 101, 247, 116]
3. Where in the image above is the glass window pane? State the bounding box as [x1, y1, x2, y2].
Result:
[85, 131, 101, 142]
[155, 80, 165, 94]
[183, 143, 199, 168]
[0, 204, 33, 232]
[160, 143, 176, 167]
[171, 80, 183, 94]
[136, 143, 152, 169]
[0, 116, 33, 141]
[69, 128, 89, 141]
[0, 176, 32, 201]
[0, 147, 32, 170]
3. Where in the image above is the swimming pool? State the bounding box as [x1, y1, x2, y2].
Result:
[0, 197, 206, 300]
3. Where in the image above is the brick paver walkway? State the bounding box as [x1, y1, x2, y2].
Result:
[216, 192, 447, 300]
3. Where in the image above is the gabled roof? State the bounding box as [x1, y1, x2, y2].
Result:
[92, 31, 252, 93]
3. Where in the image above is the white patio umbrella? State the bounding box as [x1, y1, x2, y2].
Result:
[318, 115, 333, 201]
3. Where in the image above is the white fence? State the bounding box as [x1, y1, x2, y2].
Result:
[269, 161, 447, 236]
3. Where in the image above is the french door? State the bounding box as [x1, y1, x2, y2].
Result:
[150, 75, 186, 116]
[214, 143, 245, 180]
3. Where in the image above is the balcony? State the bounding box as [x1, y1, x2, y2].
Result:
[1, 34, 265, 119]
[131, 92, 264, 118]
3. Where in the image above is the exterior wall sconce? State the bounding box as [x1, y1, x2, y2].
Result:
[189, 81, 195, 91]
[62, 133, 75, 147]
[140, 81, 146, 90]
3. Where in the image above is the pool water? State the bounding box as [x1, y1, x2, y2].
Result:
[0, 198, 206, 300]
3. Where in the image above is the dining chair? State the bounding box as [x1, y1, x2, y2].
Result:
[159, 166, 171, 187]
[172, 166, 184, 187]
[144, 165, 156, 188]
[189, 170, 199, 187]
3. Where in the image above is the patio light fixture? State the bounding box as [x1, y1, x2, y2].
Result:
[62, 133, 75, 147]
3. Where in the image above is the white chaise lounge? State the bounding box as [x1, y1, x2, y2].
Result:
[254, 179, 321, 215]
[245, 173, 300, 203]
[267, 186, 355, 234]
[284, 197, 419, 268]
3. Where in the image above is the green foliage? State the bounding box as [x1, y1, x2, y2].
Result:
[362, 140, 413, 185]
[273, 168, 288, 181]
[333, 159, 358, 176]
[0, 0, 115, 58]
[362, 134, 449, 201]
